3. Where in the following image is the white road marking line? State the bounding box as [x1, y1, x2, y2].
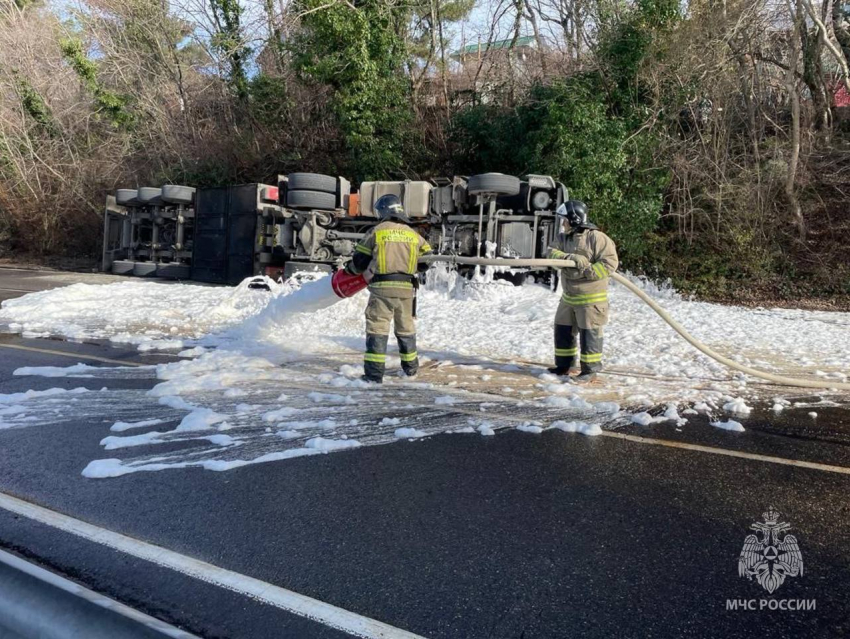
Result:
[599, 431, 850, 475]
[0, 493, 428, 639]
[0, 548, 198, 639]
[0, 343, 147, 367]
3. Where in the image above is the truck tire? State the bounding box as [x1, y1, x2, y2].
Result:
[468, 173, 521, 196]
[286, 172, 338, 193]
[286, 189, 337, 211]
[115, 190, 137, 206]
[156, 263, 191, 280]
[161, 185, 195, 205]
[137, 187, 163, 204]
[133, 262, 157, 277]
[111, 260, 135, 275]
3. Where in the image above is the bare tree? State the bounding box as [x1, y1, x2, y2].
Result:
[785, 0, 805, 240]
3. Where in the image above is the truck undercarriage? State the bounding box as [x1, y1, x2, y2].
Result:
[102, 172, 568, 284]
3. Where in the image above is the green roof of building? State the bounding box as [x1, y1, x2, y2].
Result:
[454, 36, 536, 57]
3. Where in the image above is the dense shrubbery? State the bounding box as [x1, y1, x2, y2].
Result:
[451, 80, 667, 263]
[1, 0, 848, 302]
[451, 0, 676, 264]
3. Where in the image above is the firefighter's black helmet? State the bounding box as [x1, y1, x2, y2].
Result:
[374, 194, 408, 222]
[555, 200, 595, 230]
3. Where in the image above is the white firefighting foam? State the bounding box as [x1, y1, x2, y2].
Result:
[2, 269, 849, 477]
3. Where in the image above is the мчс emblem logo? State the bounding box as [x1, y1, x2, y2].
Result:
[738, 507, 804, 594]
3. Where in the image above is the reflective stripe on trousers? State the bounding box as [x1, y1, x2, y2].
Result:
[364, 333, 389, 381]
[554, 324, 577, 369]
[561, 291, 608, 305]
[364, 333, 419, 381]
[396, 334, 418, 375]
[554, 325, 604, 373]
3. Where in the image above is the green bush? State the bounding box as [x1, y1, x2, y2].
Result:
[523, 81, 667, 262]
[291, 0, 413, 181]
[60, 38, 134, 129]
[450, 0, 680, 264]
[451, 78, 668, 263]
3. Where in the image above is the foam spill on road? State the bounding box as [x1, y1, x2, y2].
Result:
[2, 270, 849, 477]
[5, 350, 811, 479]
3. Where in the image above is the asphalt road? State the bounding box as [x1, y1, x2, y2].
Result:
[0, 264, 203, 304]
[1, 269, 849, 639]
[0, 266, 127, 304]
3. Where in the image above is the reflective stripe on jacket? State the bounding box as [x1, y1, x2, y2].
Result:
[547, 229, 619, 305]
[354, 221, 432, 298]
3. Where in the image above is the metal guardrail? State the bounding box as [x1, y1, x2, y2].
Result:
[0, 548, 197, 639]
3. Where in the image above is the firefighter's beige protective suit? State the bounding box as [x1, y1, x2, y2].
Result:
[351, 221, 432, 382]
[548, 227, 619, 373]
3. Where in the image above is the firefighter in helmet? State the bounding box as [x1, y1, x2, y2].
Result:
[547, 200, 619, 383]
[345, 194, 432, 383]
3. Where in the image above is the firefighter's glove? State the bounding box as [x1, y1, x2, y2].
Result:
[344, 260, 357, 276]
[567, 254, 590, 270]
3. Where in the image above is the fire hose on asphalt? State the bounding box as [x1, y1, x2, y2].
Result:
[415, 255, 850, 392]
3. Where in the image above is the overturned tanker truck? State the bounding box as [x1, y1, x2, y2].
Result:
[101, 172, 568, 284]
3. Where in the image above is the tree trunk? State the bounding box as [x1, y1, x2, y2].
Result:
[801, 18, 830, 131]
[436, 0, 450, 119]
[785, 0, 806, 242]
[523, 0, 547, 76]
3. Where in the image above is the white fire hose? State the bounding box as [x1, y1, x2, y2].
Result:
[419, 255, 850, 391]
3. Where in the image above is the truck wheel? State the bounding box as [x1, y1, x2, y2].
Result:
[116, 190, 138, 206]
[156, 263, 191, 280]
[161, 185, 195, 205]
[468, 173, 521, 196]
[287, 173, 338, 193]
[133, 262, 157, 277]
[137, 187, 163, 204]
[286, 189, 337, 210]
[111, 260, 135, 275]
